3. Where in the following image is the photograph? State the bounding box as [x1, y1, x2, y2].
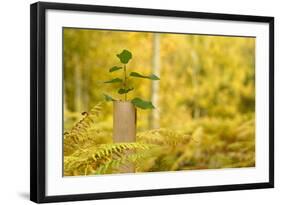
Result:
[63, 28, 256, 176]
[30, 2, 274, 202]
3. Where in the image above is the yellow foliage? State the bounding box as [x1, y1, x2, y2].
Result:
[63, 29, 255, 176]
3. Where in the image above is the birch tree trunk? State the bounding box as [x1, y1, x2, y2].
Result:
[82, 60, 89, 111]
[149, 33, 160, 129]
[74, 55, 82, 113]
[113, 101, 136, 173]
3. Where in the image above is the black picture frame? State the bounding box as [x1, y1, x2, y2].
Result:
[30, 1, 274, 203]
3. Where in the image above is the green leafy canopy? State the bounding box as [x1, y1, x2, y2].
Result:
[117, 49, 132, 64]
[130, 72, 160, 80]
[131, 98, 155, 109]
[104, 49, 159, 109]
[104, 78, 123, 83]
[109, 66, 122, 72]
[118, 87, 134, 94]
[103, 93, 116, 101]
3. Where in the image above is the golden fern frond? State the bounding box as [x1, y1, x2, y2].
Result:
[91, 143, 151, 161]
[64, 102, 103, 156]
[95, 151, 150, 174]
[137, 128, 191, 146]
[64, 142, 154, 176]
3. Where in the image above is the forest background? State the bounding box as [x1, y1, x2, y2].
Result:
[63, 28, 255, 176]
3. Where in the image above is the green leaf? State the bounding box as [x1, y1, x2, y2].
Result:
[104, 78, 123, 83]
[109, 66, 122, 72]
[116, 49, 132, 64]
[118, 87, 134, 94]
[130, 72, 160, 80]
[131, 98, 155, 109]
[103, 93, 116, 101]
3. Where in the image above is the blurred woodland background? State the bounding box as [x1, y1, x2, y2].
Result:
[63, 28, 256, 176]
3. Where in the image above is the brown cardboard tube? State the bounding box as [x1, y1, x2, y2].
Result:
[113, 101, 136, 143]
[113, 101, 136, 173]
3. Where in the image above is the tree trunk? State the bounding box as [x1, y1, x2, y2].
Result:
[74, 55, 82, 113]
[149, 33, 160, 129]
[113, 101, 136, 173]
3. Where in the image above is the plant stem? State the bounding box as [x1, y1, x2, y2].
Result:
[124, 64, 127, 101]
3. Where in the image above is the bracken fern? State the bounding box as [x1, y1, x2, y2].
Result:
[64, 103, 103, 156]
[64, 103, 255, 176]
